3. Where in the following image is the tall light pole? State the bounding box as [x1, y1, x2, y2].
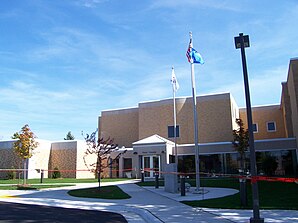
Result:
[234, 33, 264, 223]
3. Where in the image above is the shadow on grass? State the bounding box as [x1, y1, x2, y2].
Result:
[68, 186, 131, 199]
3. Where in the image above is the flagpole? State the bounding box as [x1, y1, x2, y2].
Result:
[189, 32, 201, 191]
[172, 67, 178, 165]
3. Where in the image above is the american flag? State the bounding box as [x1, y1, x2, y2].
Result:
[186, 43, 192, 63]
[186, 42, 204, 64]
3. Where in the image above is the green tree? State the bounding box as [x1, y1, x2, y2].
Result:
[64, 131, 75, 140]
[83, 129, 126, 189]
[232, 118, 249, 171]
[232, 118, 249, 206]
[12, 124, 39, 185]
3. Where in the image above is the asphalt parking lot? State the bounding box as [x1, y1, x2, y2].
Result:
[0, 201, 127, 223]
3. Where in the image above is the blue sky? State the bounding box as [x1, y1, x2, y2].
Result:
[0, 0, 298, 141]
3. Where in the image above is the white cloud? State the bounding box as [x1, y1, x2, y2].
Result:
[24, 27, 155, 75]
[150, 0, 245, 12]
[77, 0, 108, 8]
[0, 74, 101, 138]
[1, 0, 296, 141]
[209, 65, 288, 107]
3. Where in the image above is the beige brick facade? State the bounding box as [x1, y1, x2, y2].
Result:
[49, 141, 96, 179]
[99, 93, 238, 147]
[240, 105, 286, 140]
[281, 82, 294, 137]
[0, 141, 21, 179]
[0, 140, 96, 179]
[285, 59, 298, 147]
[49, 141, 78, 178]
[99, 59, 298, 149]
[100, 107, 139, 148]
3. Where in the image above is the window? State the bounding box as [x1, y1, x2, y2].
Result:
[267, 121, 276, 132]
[123, 158, 132, 170]
[252, 123, 258, 133]
[123, 158, 132, 178]
[168, 125, 180, 138]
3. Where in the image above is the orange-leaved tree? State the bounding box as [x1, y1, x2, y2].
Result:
[12, 124, 39, 185]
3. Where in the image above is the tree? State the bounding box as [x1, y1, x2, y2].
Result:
[232, 118, 249, 206]
[64, 131, 75, 140]
[232, 118, 249, 171]
[12, 124, 39, 185]
[82, 129, 126, 189]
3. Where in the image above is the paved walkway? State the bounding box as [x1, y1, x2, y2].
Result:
[0, 180, 297, 222]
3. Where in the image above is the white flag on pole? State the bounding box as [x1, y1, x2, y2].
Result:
[171, 67, 179, 92]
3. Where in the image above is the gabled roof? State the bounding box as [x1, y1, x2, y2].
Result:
[133, 134, 174, 145]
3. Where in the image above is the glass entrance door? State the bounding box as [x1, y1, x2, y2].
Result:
[143, 156, 151, 177]
[142, 155, 160, 178]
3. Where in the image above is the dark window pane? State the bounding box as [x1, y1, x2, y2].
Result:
[168, 125, 180, 138]
[267, 122, 276, 131]
[253, 123, 258, 132]
[123, 158, 132, 170]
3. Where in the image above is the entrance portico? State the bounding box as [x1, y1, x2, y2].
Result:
[132, 134, 174, 179]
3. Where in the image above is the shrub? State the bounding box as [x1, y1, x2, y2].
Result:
[7, 167, 16, 179]
[52, 167, 61, 179]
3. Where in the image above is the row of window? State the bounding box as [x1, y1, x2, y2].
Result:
[252, 121, 276, 133]
[168, 121, 277, 138]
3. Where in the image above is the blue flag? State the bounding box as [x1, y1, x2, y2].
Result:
[186, 46, 204, 64]
[191, 48, 204, 64]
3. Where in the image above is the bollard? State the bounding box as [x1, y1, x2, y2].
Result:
[155, 172, 159, 188]
[239, 169, 247, 206]
[180, 175, 186, 196]
[141, 169, 144, 183]
[40, 169, 44, 184]
[239, 178, 247, 206]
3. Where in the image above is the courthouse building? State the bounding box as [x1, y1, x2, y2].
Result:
[100, 58, 298, 179]
[0, 58, 297, 179]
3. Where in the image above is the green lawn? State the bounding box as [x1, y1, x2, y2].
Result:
[0, 178, 128, 185]
[181, 178, 298, 210]
[0, 184, 75, 190]
[68, 186, 131, 199]
[137, 180, 165, 187]
[138, 177, 298, 210]
[0, 178, 128, 190]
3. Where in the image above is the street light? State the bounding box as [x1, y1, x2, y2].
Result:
[234, 33, 264, 223]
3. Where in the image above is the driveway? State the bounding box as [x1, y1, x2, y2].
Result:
[0, 201, 127, 223]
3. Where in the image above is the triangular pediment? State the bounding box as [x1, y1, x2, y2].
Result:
[133, 134, 174, 145]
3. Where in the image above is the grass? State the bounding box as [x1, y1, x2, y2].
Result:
[137, 180, 164, 187]
[0, 178, 128, 190]
[179, 178, 298, 210]
[0, 178, 127, 185]
[138, 177, 298, 210]
[0, 184, 75, 190]
[68, 186, 131, 199]
[1, 178, 131, 199]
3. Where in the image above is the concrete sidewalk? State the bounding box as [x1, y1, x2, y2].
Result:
[142, 185, 298, 223]
[0, 180, 297, 223]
